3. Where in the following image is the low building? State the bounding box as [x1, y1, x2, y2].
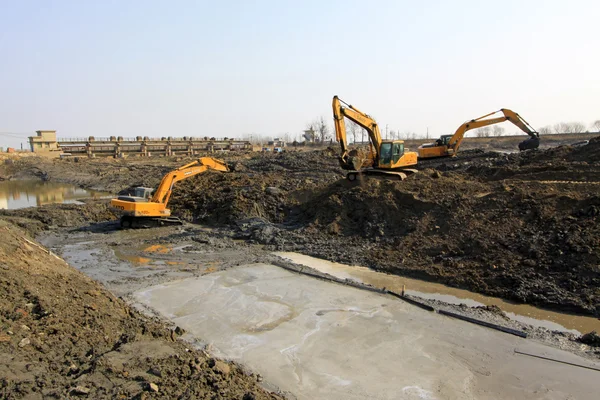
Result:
[29, 130, 60, 154]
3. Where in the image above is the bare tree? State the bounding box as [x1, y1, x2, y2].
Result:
[492, 126, 505, 137]
[306, 116, 331, 143]
[569, 122, 586, 133]
[539, 126, 552, 135]
[476, 127, 491, 137]
[553, 122, 586, 134]
[346, 120, 361, 143]
[592, 120, 600, 132]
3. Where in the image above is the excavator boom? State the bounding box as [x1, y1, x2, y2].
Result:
[152, 157, 229, 205]
[333, 96, 383, 169]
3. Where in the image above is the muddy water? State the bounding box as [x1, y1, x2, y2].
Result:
[134, 264, 600, 400]
[0, 180, 110, 209]
[275, 252, 600, 334]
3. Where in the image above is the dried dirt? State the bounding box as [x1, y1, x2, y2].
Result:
[0, 220, 282, 399]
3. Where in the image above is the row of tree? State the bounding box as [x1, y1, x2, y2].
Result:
[300, 117, 600, 143]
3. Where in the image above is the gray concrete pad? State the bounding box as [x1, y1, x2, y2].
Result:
[134, 264, 600, 400]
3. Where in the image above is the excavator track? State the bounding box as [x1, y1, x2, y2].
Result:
[120, 216, 183, 229]
[347, 168, 418, 181]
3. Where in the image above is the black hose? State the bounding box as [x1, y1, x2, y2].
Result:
[514, 349, 600, 372]
[438, 309, 528, 338]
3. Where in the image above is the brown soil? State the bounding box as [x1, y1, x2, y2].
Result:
[1, 139, 599, 317]
[0, 220, 282, 399]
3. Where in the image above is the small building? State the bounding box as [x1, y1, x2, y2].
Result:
[303, 129, 315, 143]
[29, 130, 60, 153]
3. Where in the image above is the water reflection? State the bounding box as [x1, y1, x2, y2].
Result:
[0, 180, 110, 209]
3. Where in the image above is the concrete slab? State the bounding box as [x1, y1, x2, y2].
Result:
[133, 264, 600, 400]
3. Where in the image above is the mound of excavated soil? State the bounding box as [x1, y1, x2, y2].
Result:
[168, 151, 342, 224]
[287, 173, 600, 315]
[0, 220, 281, 399]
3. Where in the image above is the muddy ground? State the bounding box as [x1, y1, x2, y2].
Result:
[0, 220, 283, 399]
[3, 139, 598, 316]
[1, 138, 600, 396]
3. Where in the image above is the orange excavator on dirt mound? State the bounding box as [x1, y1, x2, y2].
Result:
[333, 95, 418, 181]
[111, 157, 229, 228]
[418, 109, 540, 159]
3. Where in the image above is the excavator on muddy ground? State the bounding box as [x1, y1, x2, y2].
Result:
[418, 108, 540, 159]
[333, 95, 418, 181]
[110, 157, 229, 228]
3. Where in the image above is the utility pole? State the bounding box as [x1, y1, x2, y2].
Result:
[386, 124, 388, 140]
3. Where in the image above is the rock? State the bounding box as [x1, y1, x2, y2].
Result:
[18, 338, 30, 348]
[148, 367, 162, 377]
[579, 331, 600, 347]
[21, 324, 31, 331]
[71, 386, 90, 395]
[213, 360, 231, 375]
[265, 186, 282, 196]
[148, 382, 159, 393]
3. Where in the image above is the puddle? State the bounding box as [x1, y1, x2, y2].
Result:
[143, 244, 171, 254]
[0, 180, 110, 209]
[275, 252, 600, 334]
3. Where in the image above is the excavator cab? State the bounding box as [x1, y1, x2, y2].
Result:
[438, 135, 452, 146]
[379, 140, 414, 168]
[134, 187, 154, 200]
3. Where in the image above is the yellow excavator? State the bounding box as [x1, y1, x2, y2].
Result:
[418, 108, 540, 159]
[333, 95, 418, 181]
[111, 157, 229, 228]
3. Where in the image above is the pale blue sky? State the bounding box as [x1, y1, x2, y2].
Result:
[1, 0, 599, 148]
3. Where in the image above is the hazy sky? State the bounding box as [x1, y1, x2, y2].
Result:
[1, 0, 599, 148]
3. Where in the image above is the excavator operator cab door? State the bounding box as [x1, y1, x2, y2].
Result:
[392, 142, 404, 164]
[380, 142, 393, 165]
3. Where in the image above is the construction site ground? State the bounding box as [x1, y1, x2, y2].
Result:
[1, 134, 600, 398]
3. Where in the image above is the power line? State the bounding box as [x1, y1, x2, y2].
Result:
[0, 132, 31, 138]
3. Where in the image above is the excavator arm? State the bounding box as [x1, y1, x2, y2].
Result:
[151, 157, 229, 206]
[333, 96, 383, 169]
[447, 108, 539, 154]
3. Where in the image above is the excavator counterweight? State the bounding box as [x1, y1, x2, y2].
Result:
[110, 157, 229, 228]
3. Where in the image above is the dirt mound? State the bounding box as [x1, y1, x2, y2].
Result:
[0, 220, 281, 399]
[568, 136, 600, 162]
[282, 171, 600, 315]
[0, 201, 117, 235]
[167, 151, 341, 224]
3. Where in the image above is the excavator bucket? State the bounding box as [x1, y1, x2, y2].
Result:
[519, 137, 540, 151]
[339, 155, 363, 171]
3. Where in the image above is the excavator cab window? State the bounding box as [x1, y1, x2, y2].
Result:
[392, 143, 403, 164]
[380, 143, 393, 165]
[441, 135, 452, 145]
[134, 187, 154, 200]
